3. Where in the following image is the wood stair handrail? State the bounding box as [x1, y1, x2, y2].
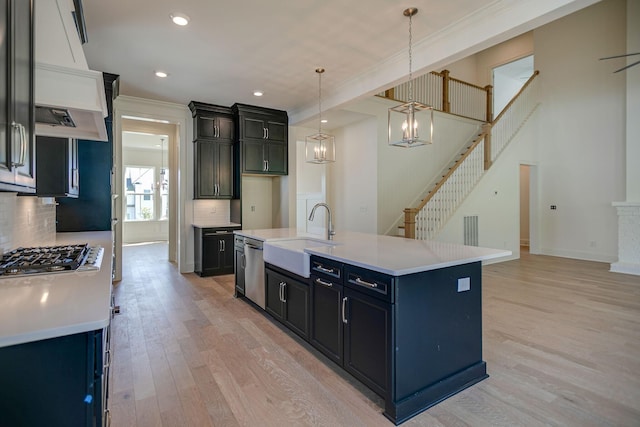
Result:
[403, 70, 540, 238]
[493, 70, 540, 123]
[414, 130, 489, 212]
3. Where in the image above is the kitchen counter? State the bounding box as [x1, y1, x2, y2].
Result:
[235, 228, 510, 276]
[235, 228, 510, 424]
[0, 231, 113, 348]
[192, 222, 241, 228]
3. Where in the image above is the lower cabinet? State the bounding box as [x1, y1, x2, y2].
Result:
[194, 227, 237, 277]
[0, 327, 110, 427]
[310, 272, 391, 397]
[265, 265, 310, 340]
[252, 254, 485, 425]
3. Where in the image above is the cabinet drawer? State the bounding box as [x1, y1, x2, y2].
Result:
[345, 265, 394, 303]
[310, 256, 343, 282]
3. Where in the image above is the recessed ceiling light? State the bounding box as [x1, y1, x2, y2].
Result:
[253, 91, 263, 97]
[170, 13, 190, 26]
[321, 119, 328, 123]
[155, 71, 168, 78]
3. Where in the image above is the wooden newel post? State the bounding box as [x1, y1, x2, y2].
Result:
[482, 123, 492, 170]
[442, 70, 450, 113]
[485, 85, 493, 123]
[404, 208, 418, 239]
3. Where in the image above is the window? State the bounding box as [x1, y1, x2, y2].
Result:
[125, 166, 158, 221]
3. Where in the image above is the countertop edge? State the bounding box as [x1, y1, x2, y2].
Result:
[305, 247, 512, 276]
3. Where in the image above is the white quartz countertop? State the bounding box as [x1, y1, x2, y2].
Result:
[0, 231, 113, 348]
[192, 222, 241, 229]
[237, 228, 511, 276]
[235, 228, 319, 241]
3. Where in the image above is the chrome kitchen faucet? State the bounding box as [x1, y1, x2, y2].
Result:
[309, 203, 335, 240]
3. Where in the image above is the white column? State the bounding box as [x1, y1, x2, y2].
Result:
[611, 0, 640, 276]
[611, 203, 640, 275]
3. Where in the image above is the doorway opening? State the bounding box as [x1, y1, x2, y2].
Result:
[492, 55, 534, 117]
[520, 163, 538, 255]
[120, 117, 178, 261]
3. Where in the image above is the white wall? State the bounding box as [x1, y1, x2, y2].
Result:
[439, 0, 627, 263]
[327, 116, 378, 234]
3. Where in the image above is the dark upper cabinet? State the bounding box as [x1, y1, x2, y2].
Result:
[35, 136, 79, 198]
[232, 103, 288, 176]
[0, 0, 36, 193]
[190, 101, 235, 142]
[241, 116, 286, 143]
[189, 102, 237, 199]
[194, 140, 234, 199]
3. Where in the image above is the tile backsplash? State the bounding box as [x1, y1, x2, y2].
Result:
[192, 199, 231, 225]
[0, 193, 56, 254]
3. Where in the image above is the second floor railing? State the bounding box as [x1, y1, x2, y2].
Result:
[380, 70, 493, 123]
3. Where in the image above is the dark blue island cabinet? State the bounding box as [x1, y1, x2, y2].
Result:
[0, 328, 110, 427]
[308, 255, 486, 425]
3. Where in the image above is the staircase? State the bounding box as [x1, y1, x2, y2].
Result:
[394, 70, 540, 240]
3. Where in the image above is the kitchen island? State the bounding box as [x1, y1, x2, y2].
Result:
[0, 231, 113, 427]
[234, 228, 510, 425]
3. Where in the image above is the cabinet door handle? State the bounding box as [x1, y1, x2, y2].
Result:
[342, 297, 348, 324]
[11, 122, 26, 167]
[354, 277, 378, 288]
[315, 278, 333, 287]
[265, 128, 269, 140]
[265, 160, 269, 171]
[215, 125, 219, 138]
[221, 240, 225, 251]
[316, 265, 334, 274]
[263, 128, 267, 139]
[241, 253, 246, 268]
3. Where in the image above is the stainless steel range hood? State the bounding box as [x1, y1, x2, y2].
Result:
[35, 0, 108, 142]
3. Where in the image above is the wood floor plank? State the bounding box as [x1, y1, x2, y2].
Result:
[110, 243, 640, 426]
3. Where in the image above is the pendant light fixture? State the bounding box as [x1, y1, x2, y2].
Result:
[306, 68, 336, 163]
[388, 7, 433, 148]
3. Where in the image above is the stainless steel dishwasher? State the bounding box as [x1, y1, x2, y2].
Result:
[243, 237, 265, 309]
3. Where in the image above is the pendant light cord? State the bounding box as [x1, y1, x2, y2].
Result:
[318, 69, 323, 133]
[408, 12, 413, 103]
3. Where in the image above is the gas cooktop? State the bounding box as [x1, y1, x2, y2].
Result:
[0, 243, 104, 278]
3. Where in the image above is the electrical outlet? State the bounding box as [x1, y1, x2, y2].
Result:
[251, 205, 256, 212]
[210, 207, 217, 214]
[550, 205, 557, 210]
[457, 277, 471, 292]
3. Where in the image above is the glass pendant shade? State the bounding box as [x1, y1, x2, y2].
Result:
[305, 132, 335, 163]
[388, 101, 433, 147]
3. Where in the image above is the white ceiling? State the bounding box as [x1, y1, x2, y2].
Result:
[80, 0, 598, 127]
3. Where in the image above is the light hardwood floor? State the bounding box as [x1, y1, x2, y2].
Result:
[110, 243, 640, 426]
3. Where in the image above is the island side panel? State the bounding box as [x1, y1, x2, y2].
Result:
[389, 261, 485, 421]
